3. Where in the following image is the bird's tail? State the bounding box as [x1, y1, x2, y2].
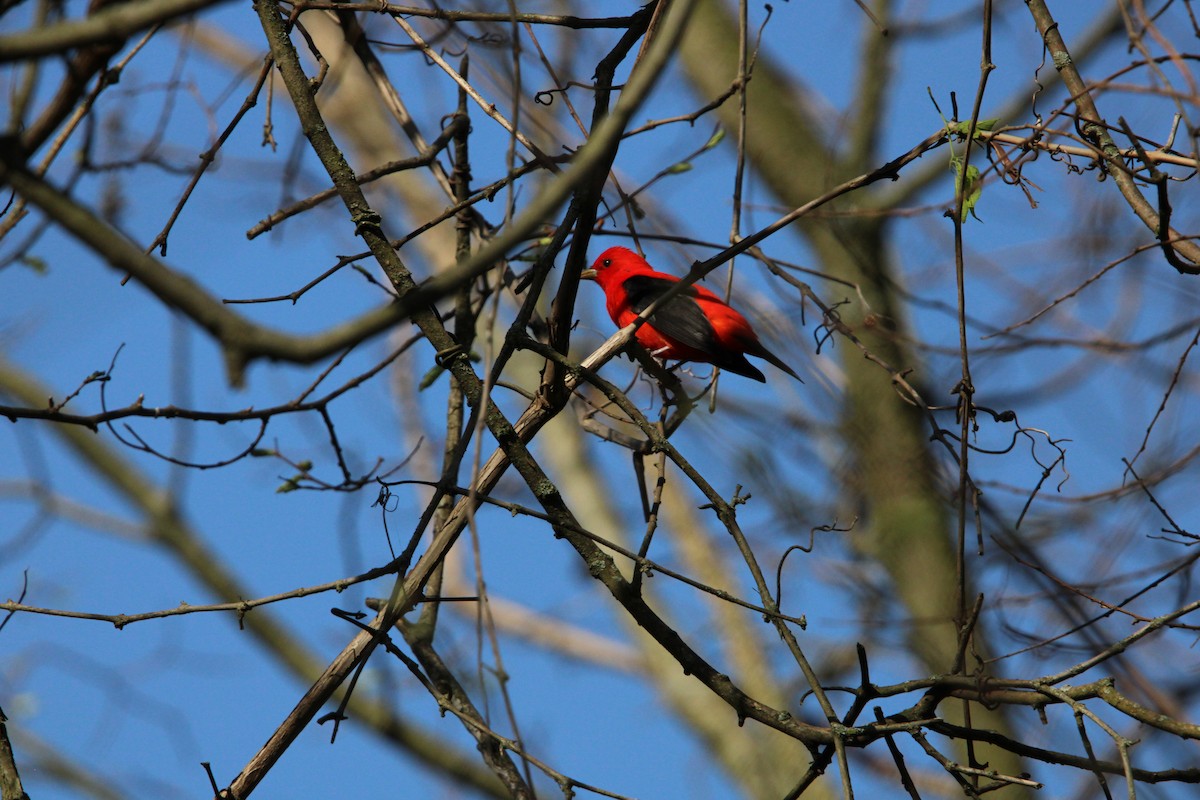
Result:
[755, 343, 804, 383]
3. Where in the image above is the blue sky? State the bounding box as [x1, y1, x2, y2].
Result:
[3, 1, 1200, 798]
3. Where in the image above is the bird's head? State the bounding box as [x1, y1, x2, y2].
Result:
[581, 246, 645, 289]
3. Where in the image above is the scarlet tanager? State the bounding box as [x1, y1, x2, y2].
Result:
[581, 246, 802, 383]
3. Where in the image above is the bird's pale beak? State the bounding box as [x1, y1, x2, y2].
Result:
[580, 269, 597, 280]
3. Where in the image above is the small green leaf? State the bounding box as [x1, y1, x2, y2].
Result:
[951, 158, 985, 222]
[963, 165, 984, 221]
[419, 364, 446, 391]
[20, 256, 48, 274]
[946, 118, 1000, 139]
[666, 162, 693, 175]
[703, 129, 725, 149]
[276, 477, 300, 494]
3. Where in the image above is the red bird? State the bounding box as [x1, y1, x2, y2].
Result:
[582, 246, 801, 383]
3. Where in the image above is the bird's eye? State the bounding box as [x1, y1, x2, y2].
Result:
[602, 259, 611, 267]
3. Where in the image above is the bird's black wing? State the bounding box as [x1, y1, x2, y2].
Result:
[622, 274, 718, 353]
[623, 274, 766, 381]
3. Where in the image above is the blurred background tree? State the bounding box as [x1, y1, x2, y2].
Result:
[2, 1, 1199, 798]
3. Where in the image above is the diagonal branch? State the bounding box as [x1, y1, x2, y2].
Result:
[1024, 0, 1200, 273]
[0, 149, 411, 385]
[0, 0, 236, 62]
